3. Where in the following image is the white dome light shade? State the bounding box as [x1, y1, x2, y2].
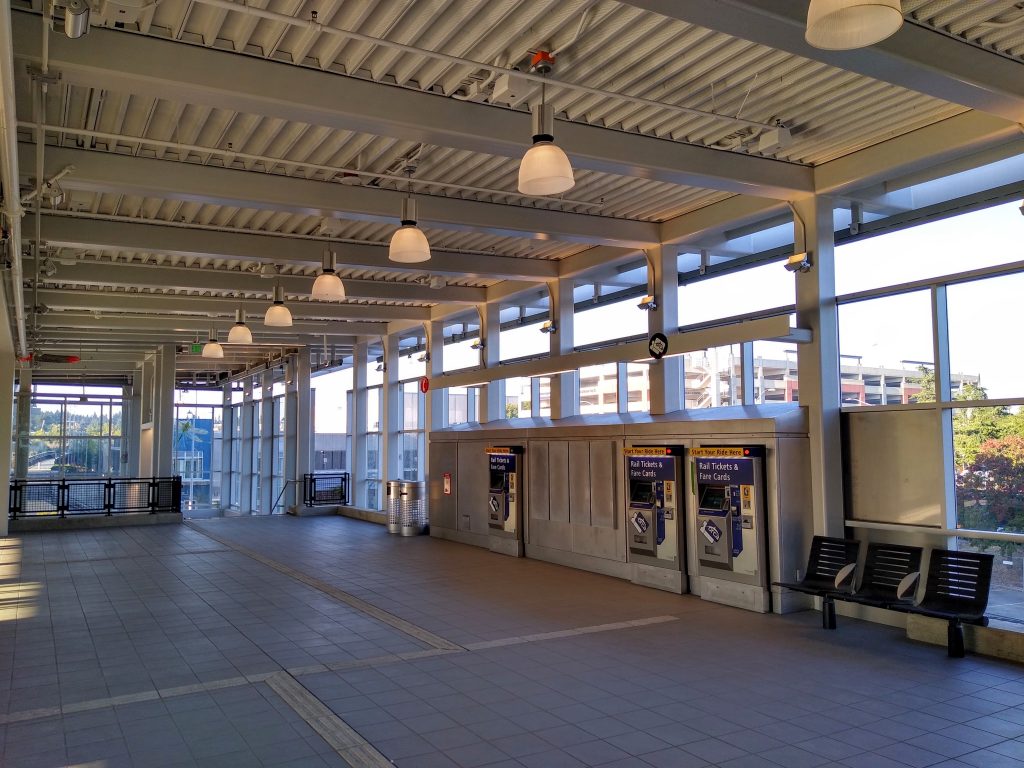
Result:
[265, 282, 293, 327]
[518, 141, 574, 196]
[805, 0, 903, 50]
[201, 340, 224, 359]
[312, 272, 346, 300]
[389, 224, 432, 263]
[227, 322, 252, 344]
[264, 303, 292, 327]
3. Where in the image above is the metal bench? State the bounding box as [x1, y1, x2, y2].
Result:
[900, 549, 993, 658]
[773, 535, 861, 629]
[835, 542, 923, 613]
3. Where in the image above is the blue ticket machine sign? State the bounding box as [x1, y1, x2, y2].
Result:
[691, 446, 768, 611]
[486, 447, 522, 536]
[625, 446, 683, 564]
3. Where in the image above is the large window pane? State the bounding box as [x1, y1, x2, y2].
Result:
[947, 273, 1024, 400]
[679, 262, 794, 327]
[752, 341, 799, 404]
[574, 300, 648, 348]
[500, 323, 549, 361]
[536, 378, 552, 418]
[685, 346, 741, 408]
[443, 338, 481, 372]
[504, 377, 532, 418]
[398, 432, 423, 481]
[402, 382, 422, 431]
[838, 291, 933, 406]
[836, 201, 1024, 295]
[579, 364, 618, 415]
[626, 364, 651, 413]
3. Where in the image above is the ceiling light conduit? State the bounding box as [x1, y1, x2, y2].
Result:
[187, 0, 778, 133]
[805, 0, 903, 50]
[23, 123, 602, 210]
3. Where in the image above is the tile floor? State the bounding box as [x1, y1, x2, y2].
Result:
[1, 516, 1024, 767]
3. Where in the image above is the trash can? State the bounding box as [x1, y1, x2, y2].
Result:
[386, 480, 402, 534]
[399, 481, 427, 536]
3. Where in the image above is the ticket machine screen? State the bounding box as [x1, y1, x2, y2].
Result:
[699, 486, 729, 512]
[630, 481, 656, 507]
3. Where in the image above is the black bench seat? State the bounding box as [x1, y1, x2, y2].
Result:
[773, 535, 861, 629]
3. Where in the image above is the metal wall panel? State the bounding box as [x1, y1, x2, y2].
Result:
[428, 440, 458, 531]
[568, 440, 592, 526]
[589, 440, 617, 529]
[457, 441, 490, 535]
[843, 410, 945, 527]
[528, 440, 550, 521]
[548, 441, 570, 523]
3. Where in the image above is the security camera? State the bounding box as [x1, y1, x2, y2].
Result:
[784, 252, 812, 273]
[637, 295, 657, 311]
[539, 320, 557, 334]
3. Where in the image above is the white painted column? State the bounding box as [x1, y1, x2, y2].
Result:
[793, 195, 844, 535]
[240, 377, 254, 513]
[285, 351, 311, 512]
[260, 370, 274, 513]
[646, 245, 683, 414]
[138, 356, 155, 477]
[548, 279, 578, 419]
[153, 343, 176, 478]
[480, 301, 504, 422]
[425, 320, 446, 430]
[352, 341, 369, 508]
[127, 370, 142, 477]
[0, 312, 14, 536]
[382, 334, 401, 482]
[220, 382, 231, 506]
[14, 368, 30, 478]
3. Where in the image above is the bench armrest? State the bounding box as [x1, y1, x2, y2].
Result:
[834, 562, 857, 591]
[896, 571, 920, 601]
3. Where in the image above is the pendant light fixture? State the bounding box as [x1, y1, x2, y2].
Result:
[227, 304, 253, 344]
[805, 0, 903, 50]
[201, 325, 224, 359]
[389, 165, 431, 263]
[518, 52, 574, 196]
[311, 249, 346, 300]
[264, 277, 293, 327]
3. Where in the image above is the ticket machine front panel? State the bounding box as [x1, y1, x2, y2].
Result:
[625, 448, 683, 564]
[486, 449, 520, 535]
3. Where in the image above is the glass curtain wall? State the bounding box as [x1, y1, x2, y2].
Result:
[172, 389, 223, 508]
[25, 384, 124, 478]
[399, 381, 425, 481]
[311, 367, 352, 474]
[365, 385, 382, 509]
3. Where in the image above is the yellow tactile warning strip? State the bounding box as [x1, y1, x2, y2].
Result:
[185, 521, 464, 652]
[265, 671, 394, 768]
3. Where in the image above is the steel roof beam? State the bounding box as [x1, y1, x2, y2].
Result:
[623, 0, 1024, 123]
[36, 313, 377, 336]
[26, 259, 485, 304]
[23, 145, 657, 249]
[12, 12, 813, 199]
[36, 214, 556, 282]
[34, 287, 429, 322]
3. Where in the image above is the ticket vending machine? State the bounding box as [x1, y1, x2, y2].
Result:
[691, 446, 770, 612]
[625, 446, 686, 593]
[486, 446, 524, 557]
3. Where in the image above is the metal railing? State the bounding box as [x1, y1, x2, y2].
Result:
[303, 473, 350, 507]
[9, 476, 182, 519]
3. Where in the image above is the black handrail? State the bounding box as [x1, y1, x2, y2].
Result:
[303, 473, 350, 507]
[9, 476, 182, 519]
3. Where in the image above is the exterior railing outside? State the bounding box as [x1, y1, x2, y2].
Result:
[9, 476, 182, 519]
[303, 473, 350, 506]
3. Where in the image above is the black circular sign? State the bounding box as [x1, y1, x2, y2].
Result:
[648, 332, 668, 360]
